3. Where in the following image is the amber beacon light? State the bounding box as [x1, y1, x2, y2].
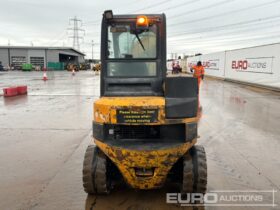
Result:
[136, 16, 149, 27]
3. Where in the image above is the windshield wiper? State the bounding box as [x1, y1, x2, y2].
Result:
[135, 33, 145, 51]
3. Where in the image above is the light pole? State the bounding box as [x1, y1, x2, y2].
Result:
[91, 40, 94, 61]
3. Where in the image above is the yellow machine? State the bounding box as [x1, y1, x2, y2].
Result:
[83, 10, 207, 194]
[67, 63, 79, 71]
[92, 63, 101, 72]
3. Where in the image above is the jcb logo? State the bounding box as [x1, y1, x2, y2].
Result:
[232, 60, 248, 70]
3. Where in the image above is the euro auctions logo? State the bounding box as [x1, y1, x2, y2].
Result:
[231, 57, 273, 74]
[232, 60, 249, 70]
[202, 59, 219, 70]
[188, 59, 220, 70]
[232, 60, 267, 70]
[166, 190, 278, 207]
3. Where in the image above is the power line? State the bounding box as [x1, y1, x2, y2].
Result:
[48, 31, 68, 46]
[167, 0, 236, 19]
[168, 30, 280, 45]
[168, 35, 280, 54]
[82, 0, 235, 26]
[153, 0, 200, 13]
[82, 0, 146, 25]
[168, 35, 280, 48]
[82, 0, 193, 26]
[68, 16, 85, 50]
[82, 19, 100, 26]
[45, 28, 68, 46]
[129, 0, 171, 13]
[168, 20, 280, 41]
[168, 0, 280, 27]
[168, 14, 280, 37]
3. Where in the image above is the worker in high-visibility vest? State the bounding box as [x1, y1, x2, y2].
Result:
[191, 61, 205, 115]
[190, 61, 205, 89]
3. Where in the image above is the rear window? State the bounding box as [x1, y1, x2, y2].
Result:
[108, 24, 157, 59]
[107, 62, 156, 77]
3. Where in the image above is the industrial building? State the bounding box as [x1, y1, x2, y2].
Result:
[0, 46, 85, 69]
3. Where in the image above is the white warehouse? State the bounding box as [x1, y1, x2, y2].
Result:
[0, 46, 85, 69]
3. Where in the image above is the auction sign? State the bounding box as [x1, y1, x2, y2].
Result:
[231, 57, 273, 74]
[188, 59, 220, 71]
[202, 59, 220, 70]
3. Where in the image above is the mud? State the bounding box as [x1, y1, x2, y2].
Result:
[0, 71, 279, 210]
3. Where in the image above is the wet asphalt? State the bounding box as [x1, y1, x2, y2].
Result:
[0, 71, 279, 210]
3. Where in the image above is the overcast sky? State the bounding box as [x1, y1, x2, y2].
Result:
[0, 0, 280, 59]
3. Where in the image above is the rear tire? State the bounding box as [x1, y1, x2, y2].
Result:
[82, 145, 111, 194]
[181, 145, 207, 194]
[191, 145, 207, 194]
[181, 151, 194, 193]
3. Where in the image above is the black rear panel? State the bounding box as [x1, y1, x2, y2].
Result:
[103, 77, 163, 96]
[92, 122, 198, 150]
[108, 125, 160, 139]
[93, 122, 197, 141]
[104, 124, 186, 142]
[165, 77, 198, 118]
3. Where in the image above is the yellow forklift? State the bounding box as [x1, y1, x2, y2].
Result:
[83, 10, 207, 194]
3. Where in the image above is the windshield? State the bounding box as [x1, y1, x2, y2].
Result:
[108, 24, 157, 59]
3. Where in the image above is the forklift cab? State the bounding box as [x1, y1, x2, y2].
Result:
[100, 10, 166, 96]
